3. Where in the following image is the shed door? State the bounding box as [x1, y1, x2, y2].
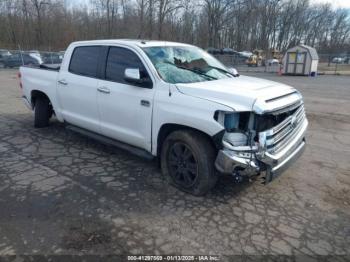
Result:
[295, 52, 306, 74]
[286, 51, 307, 74]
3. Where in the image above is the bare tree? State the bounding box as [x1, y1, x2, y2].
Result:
[155, 0, 183, 39]
[0, 0, 349, 53]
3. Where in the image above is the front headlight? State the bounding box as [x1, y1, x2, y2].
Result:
[215, 111, 240, 130]
[223, 132, 247, 147]
[214, 111, 251, 131]
[214, 111, 252, 148]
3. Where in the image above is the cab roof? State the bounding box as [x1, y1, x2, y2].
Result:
[70, 39, 193, 48]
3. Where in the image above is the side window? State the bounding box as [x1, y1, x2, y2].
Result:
[105, 47, 149, 84]
[69, 46, 100, 78]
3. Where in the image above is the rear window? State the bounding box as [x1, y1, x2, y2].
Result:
[69, 46, 100, 78]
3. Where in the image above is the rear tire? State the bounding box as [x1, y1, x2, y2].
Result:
[34, 96, 50, 128]
[160, 130, 218, 196]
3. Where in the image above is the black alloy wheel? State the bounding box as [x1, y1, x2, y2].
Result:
[167, 142, 198, 188]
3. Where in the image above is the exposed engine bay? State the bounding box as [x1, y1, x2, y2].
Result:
[214, 100, 307, 183]
[214, 101, 303, 148]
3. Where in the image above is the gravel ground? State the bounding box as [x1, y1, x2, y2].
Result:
[0, 69, 349, 259]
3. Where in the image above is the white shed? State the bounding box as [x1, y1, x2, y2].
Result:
[282, 45, 319, 76]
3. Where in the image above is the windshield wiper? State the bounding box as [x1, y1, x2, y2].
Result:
[207, 65, 234, 76]
[164, 61, 218, 80]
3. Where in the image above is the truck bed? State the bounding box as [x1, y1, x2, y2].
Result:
[20, 64, 60, 112]
[22, 63, 61, 71]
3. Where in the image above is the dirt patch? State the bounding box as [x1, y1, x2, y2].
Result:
[62, 221, 112, 251]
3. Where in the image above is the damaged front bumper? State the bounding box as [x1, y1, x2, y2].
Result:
[215, 145, 261, 176]
[215, 114, 308, 183]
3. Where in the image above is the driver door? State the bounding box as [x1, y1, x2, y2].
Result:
[97, 46, 154, 151]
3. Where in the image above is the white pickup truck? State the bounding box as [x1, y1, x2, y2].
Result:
[19, 40, 308, 195]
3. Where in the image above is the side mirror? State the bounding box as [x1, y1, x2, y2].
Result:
[228, 67, 239, 77]
[124, 68, 141, 81]
[124, 68, 152, 88]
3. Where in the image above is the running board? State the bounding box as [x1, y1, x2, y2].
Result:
[66, 125, 154, 160]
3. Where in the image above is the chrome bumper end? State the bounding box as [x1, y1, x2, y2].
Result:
[264, 139, 306, 182]
[215, 149, 260, 176]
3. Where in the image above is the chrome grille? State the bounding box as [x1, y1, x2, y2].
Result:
[260, 105, 306, 154]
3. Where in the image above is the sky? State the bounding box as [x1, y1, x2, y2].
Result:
[69, 0, 350, 9]
[311, 0, 350, 8]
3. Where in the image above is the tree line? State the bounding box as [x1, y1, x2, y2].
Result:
[0, 0, 349, 53]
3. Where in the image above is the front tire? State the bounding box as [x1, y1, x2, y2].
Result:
[160, 130, 218, 196]
[34, 96, 51, 128]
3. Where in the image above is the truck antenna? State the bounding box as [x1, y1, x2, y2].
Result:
[18, 44, 24, 66]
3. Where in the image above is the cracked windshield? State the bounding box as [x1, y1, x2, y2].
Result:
[142, 46, 233, 84]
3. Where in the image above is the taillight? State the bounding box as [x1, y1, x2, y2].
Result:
[18, 71, 22, 89]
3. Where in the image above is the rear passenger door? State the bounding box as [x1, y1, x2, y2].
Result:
[57, 46, 102, 133]
[97, 46, 154, 151]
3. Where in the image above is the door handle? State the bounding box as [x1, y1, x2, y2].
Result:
[140, 100, 150, 107]
[58, 79, 68, 85]
[97, 86, 110, 94]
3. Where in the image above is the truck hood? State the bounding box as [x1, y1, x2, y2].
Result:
[176, 75, 302, 113]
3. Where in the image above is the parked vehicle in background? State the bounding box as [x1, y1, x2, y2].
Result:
[238, 51, 253, 58]
[247, 50, 265, 67]
[207, 47, 221, 55]
[266, 58, 280, 66]
[345, 57, 350, 64]
[58, 51, 65, 60]
[19, 40, 308, 195]
[27, 51, 43, 64]
[222, 48, 236, 55]
[0, 49, 11, 68]
[247, 55, 261, 67]
[332, 57, 345, 63]
[41, 52, 63, 64]
[0, 49, 11, 56]
[28, 50, 41, 55]
[234, 53, 250, 64]
[3, 53, 42, 68]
